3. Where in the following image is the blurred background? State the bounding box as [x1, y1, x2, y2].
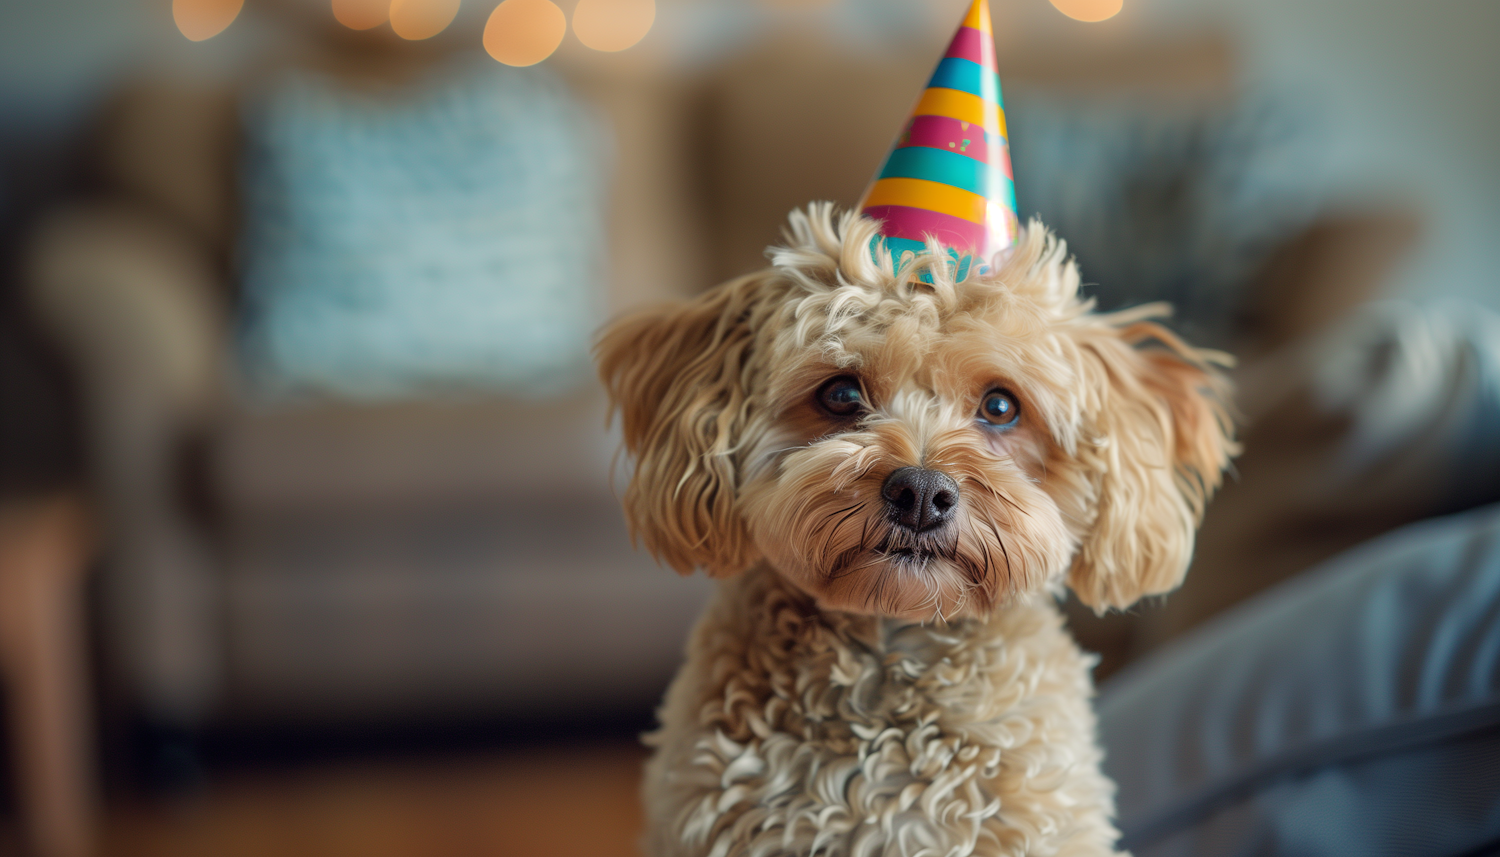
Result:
[0, 0, 1496, 854]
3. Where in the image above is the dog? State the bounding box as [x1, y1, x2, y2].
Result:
[595, 202, 1235, 856]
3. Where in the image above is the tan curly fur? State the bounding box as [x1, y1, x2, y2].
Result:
[595, 204, 1236, 856]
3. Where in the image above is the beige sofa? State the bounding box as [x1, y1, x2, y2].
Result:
[26, 40, 723, 731]
[25, 26, 1415, 736]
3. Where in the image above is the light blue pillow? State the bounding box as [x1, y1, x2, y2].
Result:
[237, 55, 606, 400]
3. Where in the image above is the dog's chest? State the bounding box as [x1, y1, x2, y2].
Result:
[643, 569, 1111, 857]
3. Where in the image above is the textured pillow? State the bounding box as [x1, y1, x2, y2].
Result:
[237, 55, 606, 400]
[1009, 92, 1327, 346]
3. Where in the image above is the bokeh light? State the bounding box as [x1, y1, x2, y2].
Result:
[572, 0, 655, 53]
[332, 0, 389, 30]
[1048, 0, 1123, 22]
[390, 0, 462, 39]
[483, 0, 566, 66]
[172, 0, 244, 41]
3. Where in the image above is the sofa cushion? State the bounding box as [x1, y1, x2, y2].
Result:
[213, 395, 618, 514]
[220, 494, 712, 721]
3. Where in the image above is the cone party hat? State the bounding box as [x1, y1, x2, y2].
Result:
[859, 0, 1017, 273]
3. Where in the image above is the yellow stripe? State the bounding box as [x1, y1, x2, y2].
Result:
[913, 88, 1008, 138]
[863, 177, 989, 224]
[962, 0, 991, 35]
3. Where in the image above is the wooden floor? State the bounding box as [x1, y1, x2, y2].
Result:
[97, 743, 648, 857]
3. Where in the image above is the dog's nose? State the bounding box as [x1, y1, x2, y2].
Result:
[881, 467, 959, 533]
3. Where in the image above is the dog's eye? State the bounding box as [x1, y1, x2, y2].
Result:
[816, 376, 865, 417]
[978, 389, 1021, 428]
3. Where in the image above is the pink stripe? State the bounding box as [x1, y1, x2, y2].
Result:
[898, 115, 1013, 179]
[996, 141, 1013, 180]
[900, 115, 991, 164]
[944, 26, 994, 68]
[864, 205, 988, 255]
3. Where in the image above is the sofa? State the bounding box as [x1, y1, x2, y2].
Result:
[22, 21, 1421, 749]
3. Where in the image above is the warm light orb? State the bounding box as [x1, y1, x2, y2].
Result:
[1048, 0, 1122, 22]
[332, 0, 389, 30]
[390, 0, 462, 39]
[483, 0, 566, 66]
[572, 0, 655, 52]
[173, 0, 244, 41]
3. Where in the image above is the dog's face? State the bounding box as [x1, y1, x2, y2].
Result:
[597, 205, 1235, 621]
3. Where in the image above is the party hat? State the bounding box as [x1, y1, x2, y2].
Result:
[859, 0, 1017, 274]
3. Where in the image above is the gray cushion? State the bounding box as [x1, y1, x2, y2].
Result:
[1100, 504, 1500, 856]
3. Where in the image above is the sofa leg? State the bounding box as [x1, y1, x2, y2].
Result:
[0, 494, 95, 857]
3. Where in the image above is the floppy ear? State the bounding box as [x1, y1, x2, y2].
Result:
[1068, 320, 1237, 611]
[594, 274, 769, 577]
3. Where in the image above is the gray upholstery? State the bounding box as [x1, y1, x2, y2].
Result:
[1101, 503, 1500, 856]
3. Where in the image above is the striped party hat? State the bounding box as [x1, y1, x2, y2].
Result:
[859, 0, 1017, 274]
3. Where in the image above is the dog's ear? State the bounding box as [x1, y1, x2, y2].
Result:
[1067, 320, 1236, 611]
[594, 274, 769, 577]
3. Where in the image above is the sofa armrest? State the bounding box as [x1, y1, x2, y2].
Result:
[25, 202, 229, 722]
[26, 202, 229, 422]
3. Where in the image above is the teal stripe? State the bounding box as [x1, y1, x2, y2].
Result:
[878, 236, 928, 262]
[878, 146, 1012, 201]
[871, 236, 977, 280]
[926, 57, 1002, 105]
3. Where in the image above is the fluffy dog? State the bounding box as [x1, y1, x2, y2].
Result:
[596, 203, 1235, 856]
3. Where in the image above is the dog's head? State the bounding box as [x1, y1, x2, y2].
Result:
[597, 204, 1235, 621]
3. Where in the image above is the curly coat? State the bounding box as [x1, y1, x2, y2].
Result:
[596, 204, 1236, 856]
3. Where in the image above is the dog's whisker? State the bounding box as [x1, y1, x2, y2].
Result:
[819, 502, 867, 568]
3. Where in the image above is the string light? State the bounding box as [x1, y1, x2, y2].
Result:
[173, 0, 243, 41]
[332, 0, 389, 30]
[572, 0, 655, 52]
[1048, 0, 1122, 23]
[484, 0, 567, 66]
[390, 0, 462, 39]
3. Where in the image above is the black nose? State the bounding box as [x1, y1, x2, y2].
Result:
[881, 467, 959, 533]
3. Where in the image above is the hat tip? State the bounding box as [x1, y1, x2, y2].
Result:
[962, 0, 992, 35]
